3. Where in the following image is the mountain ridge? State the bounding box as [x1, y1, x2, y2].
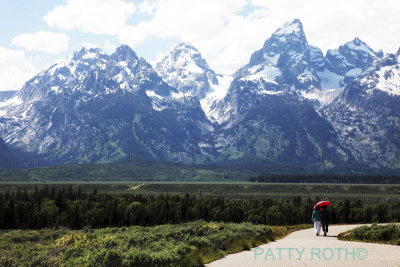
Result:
[0, 19, 399, 171]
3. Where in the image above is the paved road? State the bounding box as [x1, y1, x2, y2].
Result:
[206, 225, 400, 267]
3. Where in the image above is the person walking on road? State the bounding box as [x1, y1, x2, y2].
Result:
[321, 204, 329, 236]
[311, 205, 321, 236]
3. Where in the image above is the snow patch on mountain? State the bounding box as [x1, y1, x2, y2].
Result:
[0, 95, 22, 109]
[360, 65, 400, 96]
[146, 90, 163, 99]
[301, 88, 344, 106]
[317, 69, 343, 90]
[375, 67, 400, 95]
[346, 68, 362, 77]
[200, 74, 233, 123]
[240, 63, 281, 85]
[263, 53, 280, 65]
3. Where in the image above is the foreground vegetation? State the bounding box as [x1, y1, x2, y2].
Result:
[0, 186, 399, 229]
[338, 224, 400, 246]
[0, 184, 398, 266]
[0, 221, 307, 266]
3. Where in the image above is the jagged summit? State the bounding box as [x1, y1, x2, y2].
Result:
[358, 51, 400, 96]
[273, 19, 304, 37]
[155, 42, 219, 99]
[343, 37, 382, 58]
[155, 42, 233, 123]
[324, 36, 383, 87]
[323, 48, 400, 168]
[174, 42, 199, 52]
[73, 47, 106, 60]
[113, 45, 139, 60]
[351, 37, 365, 46]
[234, 19, 319, 95]
[247, 19, 309, 68]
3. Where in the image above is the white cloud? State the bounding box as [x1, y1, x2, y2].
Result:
[118, 0, 400, 74]
[138, 1, 157, 15]
[43, 0, 136, 35]
[0, 47, 38, 91]
[104, 41, 117, 53]
[118, 0, 250, 72]
[15, 0, 400, 78]
[11, 31, 69, 54]
[249, 0, 400, 54]
[120, 0, 246, 44]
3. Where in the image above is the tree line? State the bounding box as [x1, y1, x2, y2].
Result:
[0, 186, 399, 229]
[249, 174, 400, 184]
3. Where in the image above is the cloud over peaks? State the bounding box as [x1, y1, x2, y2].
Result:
[43, 0, 136, 35]
[11, 31, 69, 54]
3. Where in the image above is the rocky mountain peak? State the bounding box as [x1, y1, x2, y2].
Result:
[174, 42, 200, 54]
[325, 37, 382, 85]
[341, 37, 380, 58]
[157, 42, 212, 74]
[272, 19, 304, 38]
[248, 19, 309, 68]
[111, 45, 139, 64]
[155, 42, 219, 99]
[238, 19, 319, 93]
[309, 45, 325, 71]
[72, 47, 107, 61]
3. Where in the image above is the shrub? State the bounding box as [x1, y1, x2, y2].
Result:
[352, 225, 369, 240]
[56, 233, 87, 246]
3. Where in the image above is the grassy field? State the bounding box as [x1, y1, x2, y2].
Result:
[0, 182, 399, 200]
[0, 221, 310, 266]
[0, 161, 264, 182]
[1, 159, 399, 183]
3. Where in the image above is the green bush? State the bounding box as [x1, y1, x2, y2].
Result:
[100, 249, 123, 267]
[188, 236, 211, 247]
[352, 225, 369, 240]
[341, 224, 400, 246]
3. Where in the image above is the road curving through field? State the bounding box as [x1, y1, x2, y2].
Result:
[206, 224, 400, 267]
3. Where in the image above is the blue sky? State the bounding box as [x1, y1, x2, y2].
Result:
[1, 0, 400, 91]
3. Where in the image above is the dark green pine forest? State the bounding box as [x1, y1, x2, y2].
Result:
[1, 186, 399, 229]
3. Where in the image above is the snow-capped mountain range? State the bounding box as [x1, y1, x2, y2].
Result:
[0, 19, 399, 171]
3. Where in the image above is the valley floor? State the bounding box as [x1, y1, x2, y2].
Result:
[0, 182, 398, 200]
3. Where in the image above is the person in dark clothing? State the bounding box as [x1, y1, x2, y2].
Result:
[321, 204, 329, 236]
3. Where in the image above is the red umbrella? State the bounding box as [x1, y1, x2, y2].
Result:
[313, 200, 331, 210]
